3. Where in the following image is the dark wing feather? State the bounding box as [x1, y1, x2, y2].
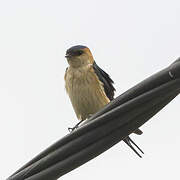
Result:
[93, 61, 143, 155]
[93, 61, 115, 100]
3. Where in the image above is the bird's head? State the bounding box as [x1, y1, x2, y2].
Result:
[65, 45, 94, 68]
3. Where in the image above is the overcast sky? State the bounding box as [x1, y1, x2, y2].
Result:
[0, 0, 180, 179]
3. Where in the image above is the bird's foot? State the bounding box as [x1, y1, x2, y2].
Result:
[68, 127, 75, 132]
[68, 120, 84, 133]
[68, 125, 78, 132]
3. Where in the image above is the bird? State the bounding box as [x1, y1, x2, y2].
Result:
[64, 45, 144, 157]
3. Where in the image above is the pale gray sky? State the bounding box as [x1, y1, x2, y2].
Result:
[0, 0, 180, 179]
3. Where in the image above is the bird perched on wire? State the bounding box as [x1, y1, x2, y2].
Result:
[64, 45, 144, 157]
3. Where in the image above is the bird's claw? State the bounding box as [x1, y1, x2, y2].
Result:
[68, 120, 84, 133]
[68, 126, 78, 132]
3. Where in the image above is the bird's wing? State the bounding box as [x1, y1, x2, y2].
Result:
[93, 61, 143, 156]
[93, 61, 115, 100]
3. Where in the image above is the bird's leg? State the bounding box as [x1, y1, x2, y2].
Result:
[124, 136, 144, 158]
[68, 114, 93, 132]
[68, 120, 84, 132]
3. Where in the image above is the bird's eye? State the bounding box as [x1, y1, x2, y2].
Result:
[77, 50, 83, 56]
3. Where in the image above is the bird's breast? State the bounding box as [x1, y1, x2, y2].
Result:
[65, 65, 110, 120]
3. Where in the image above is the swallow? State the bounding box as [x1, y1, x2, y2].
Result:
[64, 45, 144, 157]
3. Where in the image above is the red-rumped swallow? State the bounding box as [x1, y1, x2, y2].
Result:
[64, 45, 144, 157]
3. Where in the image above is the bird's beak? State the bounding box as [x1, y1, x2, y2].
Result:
[65, 54, 72, 58]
